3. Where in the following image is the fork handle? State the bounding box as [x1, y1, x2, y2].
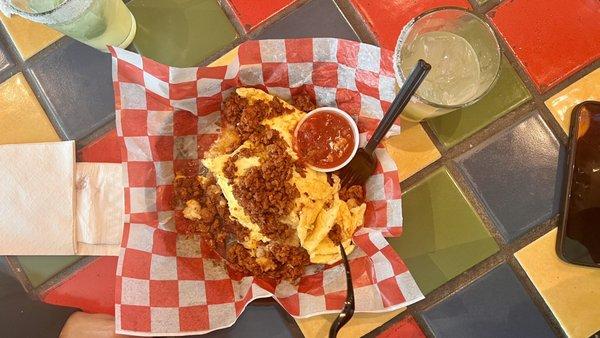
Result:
[364, 59, 431, 154]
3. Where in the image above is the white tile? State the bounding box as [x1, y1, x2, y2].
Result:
[121, 277, 150, 306]
[313, 38, 338, 62]
[127, 222, 155, 252]
[124, 136, 153, 161]
[357, 44, 381, 73]
[179, 280, 207, 306]
[120, 83, 147, 110]
[147, 111, 173, 136]
[288, 62, 313, 87]
[365, 174, 385, 201]
[150, 307, 180, 333]
[260, 39, 287, 63]
[144, 72, 169, 98]
[129, 187, 156, 213]
[208, 303, 236, 329]
[197, 78, 222, 97]
[298, 293, 326, 316]
[150, 254, 178, 280]
[155, 161, 174, 186]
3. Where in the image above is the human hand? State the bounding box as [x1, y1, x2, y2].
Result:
[60, 312, 130, 338]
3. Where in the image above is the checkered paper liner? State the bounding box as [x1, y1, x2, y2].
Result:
[110, 38, 424, 336]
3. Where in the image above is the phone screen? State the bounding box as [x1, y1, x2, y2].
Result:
[559, 101, 600, 267]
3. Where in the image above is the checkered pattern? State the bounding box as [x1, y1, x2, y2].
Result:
[110, 38, 423, 336]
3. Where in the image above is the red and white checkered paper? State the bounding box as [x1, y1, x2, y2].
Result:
[110, 38, 424, 336]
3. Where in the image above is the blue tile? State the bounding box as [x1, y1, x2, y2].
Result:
[0, 40, 12, 73]
[202, 302, 295, 337]
[255, 0, 359, 41]
[29, 39, 114, 140]
[457, 113, 565, 241]
[422, 264, 555, 338]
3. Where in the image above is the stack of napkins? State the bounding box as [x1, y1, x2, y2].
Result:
[0, 141, 123, 255]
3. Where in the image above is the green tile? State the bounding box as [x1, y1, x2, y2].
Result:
[17, 256, 81, 287]
[427, 57, 531, 148]
[388, 167, 498, 294]
[128, 0, 238, 67]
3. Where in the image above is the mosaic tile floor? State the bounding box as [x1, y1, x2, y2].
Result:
[1, 0, 599, 337]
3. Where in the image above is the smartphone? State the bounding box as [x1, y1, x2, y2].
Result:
[557, 101, 600, 268]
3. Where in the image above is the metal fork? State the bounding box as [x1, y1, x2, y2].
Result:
[338, 59, 431, 188]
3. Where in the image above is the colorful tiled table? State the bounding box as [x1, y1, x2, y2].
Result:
[1, 0, 599, 337]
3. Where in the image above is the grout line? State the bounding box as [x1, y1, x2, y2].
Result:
[218, 0, 248, 38]
[507, 255, 567, 337]
[21, 67, 69, 140]
[4, 256, 36, 297]
[333, 0, 378, 45]
[35, 256, 100, 296]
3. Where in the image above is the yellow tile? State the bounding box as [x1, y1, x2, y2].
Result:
[208, 46, 239, 67]
[295, 308, 404, 338]
[545, 67, 600, 134]
[207, 47, 441, 182]
[0, 14, 62, 60]
[515, 228, 600, 338]
[384, 119, 441, 182]
[0, 73, 60, 145]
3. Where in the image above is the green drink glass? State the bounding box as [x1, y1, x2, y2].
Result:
[5, 0, 136, 52]
[394, 7, 501, 121]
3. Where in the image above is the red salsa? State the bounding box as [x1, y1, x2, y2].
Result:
[294, 111, 355, 169]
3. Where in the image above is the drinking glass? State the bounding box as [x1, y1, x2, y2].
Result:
[7, 0, 136, 52]
[394, 7, 501, 121]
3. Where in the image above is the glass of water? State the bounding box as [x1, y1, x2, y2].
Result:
[394, 7, 501, 121]
[7, 0, 136, 52]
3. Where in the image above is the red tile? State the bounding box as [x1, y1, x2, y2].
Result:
[377, 316, 426, 338]
[77, 129, 121, 163]
[41, 257, 118, 315]
[228, 0, 297, 31]
[489, 0, 600, 92]
[349, 0, 471, 50]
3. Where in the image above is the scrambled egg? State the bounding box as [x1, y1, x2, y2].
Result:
[199, 88, 366, 265]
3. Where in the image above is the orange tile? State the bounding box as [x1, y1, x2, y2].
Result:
[545, 67, 600, 134]
[488, 0, 600, 92]
[384, 119, 440, 182]
[349, 0, 471, 50]
[0, 14, 62, 60]
[0, 73, 60, 145]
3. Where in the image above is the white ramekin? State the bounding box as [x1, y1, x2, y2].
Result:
[293, 107, 360, 173]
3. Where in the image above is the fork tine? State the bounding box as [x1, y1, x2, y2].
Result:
[341, 171, 357, 189]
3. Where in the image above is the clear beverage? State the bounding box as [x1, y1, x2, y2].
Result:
[8, 0, 136, 52]
[394, 8, 500, 121]
[401, 31, 480, 106]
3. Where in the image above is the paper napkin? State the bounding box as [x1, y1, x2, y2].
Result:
[75, 162, 123, 256]
[0, 141, 75, 255]
[0, 141, 123, 255]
